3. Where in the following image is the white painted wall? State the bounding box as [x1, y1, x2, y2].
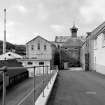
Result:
[89, 39, 95, 71]
[22, 60, 51, 77]
[80, 43, 86, 70]
[93, 33, 105, 74]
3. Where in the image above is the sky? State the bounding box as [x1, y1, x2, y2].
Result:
[0, 0, 105, 44]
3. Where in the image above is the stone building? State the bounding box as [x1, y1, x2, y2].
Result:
[55, 25, 83, 69]
[62, 25, 83, 68]
[21, 36, 56, 76]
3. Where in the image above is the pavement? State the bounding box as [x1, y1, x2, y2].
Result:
[47, 70, 105, 105]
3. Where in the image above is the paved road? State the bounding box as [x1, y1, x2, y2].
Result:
[47, 70, 105, 105]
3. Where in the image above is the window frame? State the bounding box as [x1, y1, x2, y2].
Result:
[31, 45, 34, 50]
[37, 43, 40, 50]
[27, 61, 33, 65]
[44, 45, 47, 50]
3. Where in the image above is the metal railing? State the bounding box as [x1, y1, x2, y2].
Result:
[0, 65, 56, 105]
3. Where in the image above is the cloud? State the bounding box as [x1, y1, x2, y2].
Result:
[7, 21, 15, 27]
[50, 24, 65, 33]
[17, 5, 27, 13]
[80, 0, 105, 23]
[36, 3, 49, 21]
[12, 5, 27, 13]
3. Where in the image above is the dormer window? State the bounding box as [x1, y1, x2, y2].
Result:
[8, 54, 11, 56]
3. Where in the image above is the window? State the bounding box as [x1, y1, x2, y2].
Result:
[39, 62, 44, 65]
[44, 45, 47, 50]
[31, 45, 34, 50]
[28, 62, 33, 65]
[8, 54, 11, 56]
[65, 48, 68, 50]
[38, 43, 40, 50]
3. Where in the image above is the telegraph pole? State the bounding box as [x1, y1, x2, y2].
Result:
[3, 8, 6, 54]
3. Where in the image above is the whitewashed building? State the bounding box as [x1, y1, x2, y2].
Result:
[81, 22, 105, 74]
[90, 22, 105, 74]
[21, 36, 56, 76]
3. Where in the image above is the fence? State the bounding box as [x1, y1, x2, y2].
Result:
[0, 65, 57, 105]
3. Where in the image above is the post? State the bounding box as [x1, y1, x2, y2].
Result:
[50, 67, 51, 84]
[46, 66, 49, 89]
[42, 66, 44, 97]
[3, 8, 6, 54]
[2, 66, 7, 105]
[33, 66, 35, 104]
[58, 45, 61, 69]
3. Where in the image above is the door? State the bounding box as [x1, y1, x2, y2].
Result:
[85, 53, 89, 71]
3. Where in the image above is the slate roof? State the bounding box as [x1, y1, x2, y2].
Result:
[55, 36, 70, 43]
[55, 36, 85, 43]
[63, 38, 83, 47]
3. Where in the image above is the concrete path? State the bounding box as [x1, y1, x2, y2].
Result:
[47, 70, 105, 105]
